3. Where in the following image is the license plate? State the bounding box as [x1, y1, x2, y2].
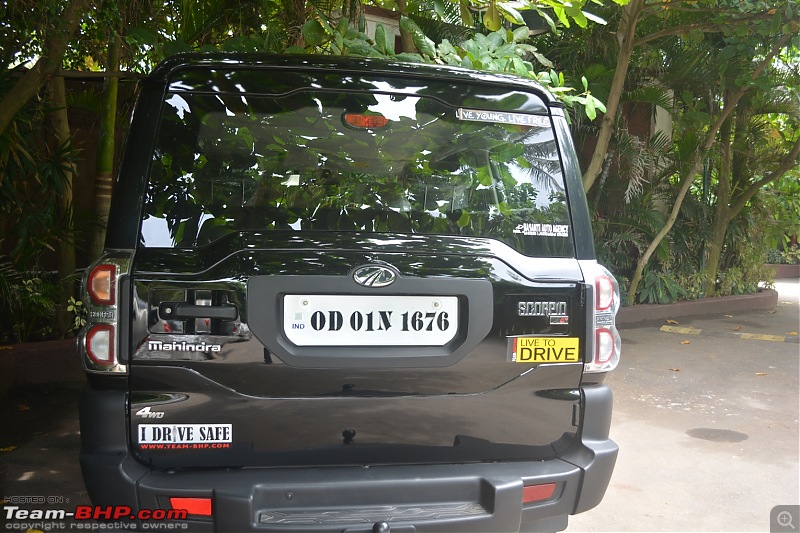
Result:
[283, 295, 459, 346]
[509, 337, 580, 363]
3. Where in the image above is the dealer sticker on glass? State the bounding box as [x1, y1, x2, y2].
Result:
[508, 337, 580, 364]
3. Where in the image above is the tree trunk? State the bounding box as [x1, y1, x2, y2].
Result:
[0, 0, 92, 137]
[395, 0, 418, 53]
[581, 0, 643, 192]
[703, 109, 733, 297]
[90, 33, 120, 260]
[48, 75, 77, 337]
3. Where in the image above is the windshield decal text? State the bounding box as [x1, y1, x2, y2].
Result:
[456, 108, 550, 127]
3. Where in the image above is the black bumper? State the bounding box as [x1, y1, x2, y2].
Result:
[79, 385, 617, 532]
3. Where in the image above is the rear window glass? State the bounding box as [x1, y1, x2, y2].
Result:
[140, 81, 573, 256]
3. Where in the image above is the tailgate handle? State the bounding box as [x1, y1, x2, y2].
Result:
[159, 302, 238, 321]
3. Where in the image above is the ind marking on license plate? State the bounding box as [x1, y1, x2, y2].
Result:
[508, 337, 580, 363]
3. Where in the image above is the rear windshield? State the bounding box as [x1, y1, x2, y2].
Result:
[140, 78, 573, 256]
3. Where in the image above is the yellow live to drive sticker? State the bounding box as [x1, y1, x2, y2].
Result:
[509, 337, 580, 364]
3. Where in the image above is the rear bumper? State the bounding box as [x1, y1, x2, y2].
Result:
[79, 385, 617, 532]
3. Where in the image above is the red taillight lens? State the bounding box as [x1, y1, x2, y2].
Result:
[169, 497, 212, 517]
[595, 274, 614, 311]
[523, 483, 556, 504]
[88, 264, 116, 305]
[86, 324, 115, 366]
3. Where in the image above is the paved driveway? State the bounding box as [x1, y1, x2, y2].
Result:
[1, 281, 798, 532]
[568, 280, 799, 532]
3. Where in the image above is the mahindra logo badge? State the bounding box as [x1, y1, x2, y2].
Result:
[353, 265, 397, 288]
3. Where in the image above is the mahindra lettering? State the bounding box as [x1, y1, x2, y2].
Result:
[79, 54, 621, 532]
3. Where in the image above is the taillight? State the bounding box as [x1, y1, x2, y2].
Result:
[595, 274, 615, 311]
[86, 324, 115, 366]
[80, 253, 130, 373]
[583, 262, 621, 373]
[88, 265, 116, 305]
[595, 327, 617, 365]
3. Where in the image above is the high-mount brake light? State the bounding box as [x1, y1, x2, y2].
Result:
[86, 324, 115, 366]
[343, 113, 390, 130]
[88, 264, 116, 305]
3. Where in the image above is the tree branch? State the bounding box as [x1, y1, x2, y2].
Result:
[0, 0, 94, 136]
[635, 12, 794, 47]
[727, 135, 800, 220]
[581, 0, 645, 191]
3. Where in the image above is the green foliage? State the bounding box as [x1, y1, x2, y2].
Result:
[636, 268, 687, 305]
[763, 173, 800, 250]
[67, 296, 87, 332]
[779, 247, 800, 265]
[0, 254, 60, 343]
[0, 75, 80, 269]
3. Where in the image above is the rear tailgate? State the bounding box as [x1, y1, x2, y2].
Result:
[128, 235, 588, 469]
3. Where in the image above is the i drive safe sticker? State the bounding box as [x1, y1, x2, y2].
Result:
[138, 424, 232, 445]
[508, 337, 580, 363]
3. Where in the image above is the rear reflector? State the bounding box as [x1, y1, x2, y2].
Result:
[522, 483, 556, 504]
[88, 264, 116, 305]
[86, 324, 115, 366]
[169, 497, 212, 517]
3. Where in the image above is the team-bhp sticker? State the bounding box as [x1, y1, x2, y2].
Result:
[508, 337, 580, 363]
[138, 424, 232, 448]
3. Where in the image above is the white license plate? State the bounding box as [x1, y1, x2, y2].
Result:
[283, 295, 459, 346]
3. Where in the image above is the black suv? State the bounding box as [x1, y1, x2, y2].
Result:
[79, 54, 620, 533]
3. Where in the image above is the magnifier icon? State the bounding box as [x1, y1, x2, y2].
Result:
[778, 511, 796, 530]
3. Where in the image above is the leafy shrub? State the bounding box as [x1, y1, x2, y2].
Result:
[0, 258, 60, 342]
[636, 269, 687, 305]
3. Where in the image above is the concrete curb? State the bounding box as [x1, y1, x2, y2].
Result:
[617, 288, 778, 327]
[766, 264, 800, 278]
